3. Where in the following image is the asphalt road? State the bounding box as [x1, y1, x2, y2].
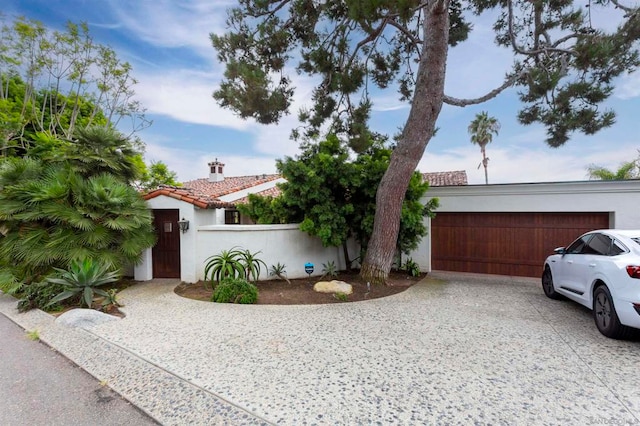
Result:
[0, 313, 158, 426]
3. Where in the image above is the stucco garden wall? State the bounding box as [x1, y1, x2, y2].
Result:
[195, 224, 359, 282]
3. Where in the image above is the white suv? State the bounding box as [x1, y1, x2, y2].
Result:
[542, 229, 640, 339]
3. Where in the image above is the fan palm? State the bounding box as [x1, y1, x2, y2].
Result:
[468, 112, 500, 185]
[0, 157, 156, 287]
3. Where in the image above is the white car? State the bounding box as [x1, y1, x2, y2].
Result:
[542, 229, 640, 339]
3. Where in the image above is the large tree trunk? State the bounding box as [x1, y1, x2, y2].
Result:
[360, 1, 451, 285]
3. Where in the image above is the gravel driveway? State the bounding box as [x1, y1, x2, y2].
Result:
[2, 272, 639, 425]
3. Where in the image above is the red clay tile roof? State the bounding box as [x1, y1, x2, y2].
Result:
[143, 186, 235, 209]
[181, 174, 282, 198]
[423, 170, 468, 186]
[234, 185, 282, 205]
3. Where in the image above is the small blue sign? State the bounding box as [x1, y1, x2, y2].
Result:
[304, 262, 314, 276]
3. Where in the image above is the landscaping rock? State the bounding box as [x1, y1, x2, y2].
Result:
[55, 309, 120, 329]
[313, 280, 353, 295]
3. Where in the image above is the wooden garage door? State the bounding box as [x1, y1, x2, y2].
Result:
[431, 212, 610, 277]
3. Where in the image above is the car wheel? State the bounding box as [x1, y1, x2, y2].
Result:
[593, 285, 631, 339]
[542, 266, 561, 299]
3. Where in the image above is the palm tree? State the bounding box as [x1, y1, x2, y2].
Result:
[587, 159, 639, 180]
[0, 150, 156, 289]
[468, 112, 500, 184]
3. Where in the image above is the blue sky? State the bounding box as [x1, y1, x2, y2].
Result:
[5, 0, 640, 184]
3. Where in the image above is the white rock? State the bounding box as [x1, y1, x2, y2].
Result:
[55, 308, 119, 329]
[313, 280, 353, 295]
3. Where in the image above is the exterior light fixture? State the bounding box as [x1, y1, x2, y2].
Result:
[177, 218, 189, 233]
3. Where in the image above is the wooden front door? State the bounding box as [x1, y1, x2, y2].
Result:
[152, 209, 181, 278]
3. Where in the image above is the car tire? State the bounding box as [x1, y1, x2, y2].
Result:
[542, 266, 561, 299]
[593, 285, 632, 339]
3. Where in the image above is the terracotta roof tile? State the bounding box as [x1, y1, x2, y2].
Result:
[181, 174, 282, 198]
[422, 170, 468, 186]
[233, 185, 282, 205]
[143, 186, 235, 209]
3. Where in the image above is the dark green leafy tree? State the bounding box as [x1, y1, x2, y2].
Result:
[212, 0, 640, 283]
[468, 112, 500, 185]
[237, 135, 438, 270]
[137, 161, 181, 192]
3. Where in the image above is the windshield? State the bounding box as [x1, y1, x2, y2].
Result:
[632, 237, 640, 247]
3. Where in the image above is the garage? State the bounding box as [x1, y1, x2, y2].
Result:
[431, 212, 610, 277]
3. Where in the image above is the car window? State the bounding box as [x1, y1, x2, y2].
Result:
[631, 237, 640, 247]
[610, 239, 627, 256]
[566, 235, 593, 254]
[585, 233, 613, 256]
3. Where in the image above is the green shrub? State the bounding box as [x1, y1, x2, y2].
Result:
[403, 257, 421, 277]
[211, 278, 258, 304]
[17, 281, 67, 312]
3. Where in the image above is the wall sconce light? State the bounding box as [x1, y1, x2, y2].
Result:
[177, 218, 189, 233]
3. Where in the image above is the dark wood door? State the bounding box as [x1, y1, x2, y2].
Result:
[152, 209, 181, 278]
[431, 212, 610, 277]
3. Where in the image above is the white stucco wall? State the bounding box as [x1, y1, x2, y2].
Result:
[421, 180, 640, 272]
[196, 224, 358, 282]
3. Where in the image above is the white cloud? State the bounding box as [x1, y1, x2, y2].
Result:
[419, 143, 639, 185]
[106, 0, 231, 59]
[615, 71, 640, 100]
[144, 143, 279, 182]
[134, 70, 250, 130]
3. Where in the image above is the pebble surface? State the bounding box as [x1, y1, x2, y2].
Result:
[2, 273, 640, 425]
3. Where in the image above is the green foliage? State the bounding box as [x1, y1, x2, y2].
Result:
[213, 0, 640, 282]
[211, 277, 258, 304]
[236, 192, 289, 224]
[468, 112, 500, 184]
[101, 289, 122, 310]
[26, 330, 40, 341]
[587, 156, 639, 180]
[203, 247, 246, 287]
[0, 139, 157, 286]
[16, 280, 66, 312]
[0, 16, 148, 152]
[46, 259, 120, 308]
[239, 249, 267, 282]
[321, 261, 338, 279]
[403, 258, 421, 278]
[269, 262, 291, 284]
[334, 292, 349, 302]
[238, 135, 436, 264]
[137, 160, 181, 192]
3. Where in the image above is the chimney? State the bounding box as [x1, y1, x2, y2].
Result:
[208, 158, 225, 182]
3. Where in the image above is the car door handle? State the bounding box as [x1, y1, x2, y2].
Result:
[567, 260, 573, 264]
[589, 263, 596, 268]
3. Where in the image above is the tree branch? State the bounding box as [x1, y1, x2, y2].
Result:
[443, 72, 524, 107]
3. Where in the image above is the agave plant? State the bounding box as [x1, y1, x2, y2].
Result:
[203, 247, 245, 287]
[239, 249, 267, 282]
[46, 259, 120, 308]
[269, 262, 291, 284]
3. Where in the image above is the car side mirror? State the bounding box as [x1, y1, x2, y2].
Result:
[554, 247, 566, 255]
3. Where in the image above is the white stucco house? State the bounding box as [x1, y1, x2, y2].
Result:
[135, 158, 640, 283]
[134, 162, 468, 283]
